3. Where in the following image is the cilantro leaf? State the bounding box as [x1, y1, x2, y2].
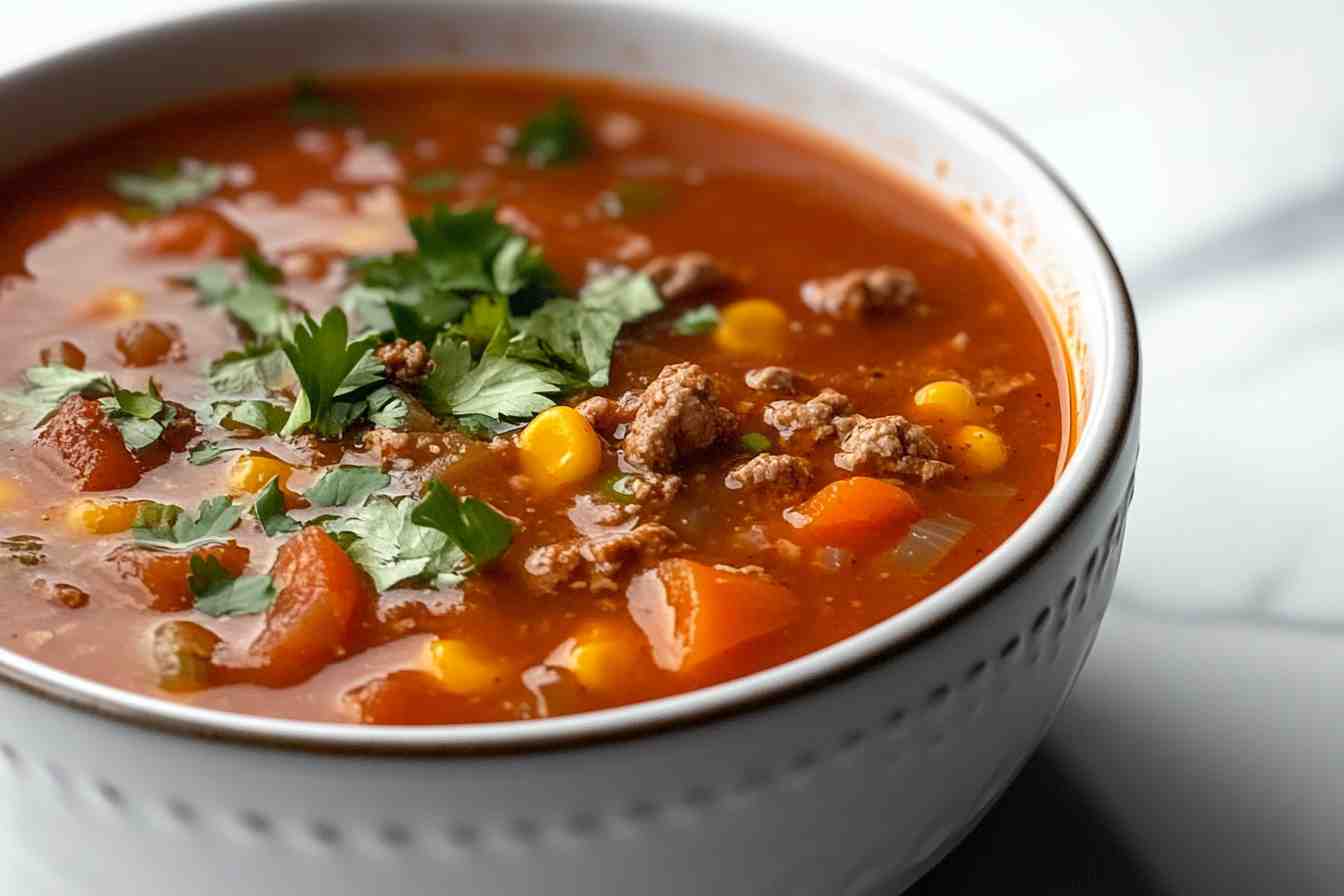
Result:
[289, 75, 357, 124]
[133, 496, 241, 546]
[188, 440, 244, 466]
[303, 466, 391, 507]
[109, 160, 224, 213]
[279, 308, 382, 438]
[0, 365, 115, 429]
[243, 250, 284, 285]
[194, 264, 297, 343]
[207, 343, 293, 395]
[419, 338, 563, 422]
[252, 477, 301, 536]
[513, 98, 588, 167]
[97, 381, 176, 450]
[331, 496, 467, 591]
[209, 399, 289, 434]
[410, 169, 459, 193]
[189, 554, 276, 617]
[672, 303, 720, 335]
[410, 481, 513, 570]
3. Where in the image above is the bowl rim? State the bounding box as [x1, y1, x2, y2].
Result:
[0, 0, 1139, 755]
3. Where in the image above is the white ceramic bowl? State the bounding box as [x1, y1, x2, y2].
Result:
[0, 2, 1139, 893]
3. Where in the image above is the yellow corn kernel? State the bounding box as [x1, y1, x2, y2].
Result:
[81, 287, 145, 321]
[517, 406, 603, 492]
[913, 380, 978, 425]
[949, 425, 1009, 476]
[66, 498, 143, 535]
[228, 453, 294, 495]
[425, 639, 506, 695]
[713, 298, 789, 356]
[0, 477, 22, 510]
[567, 623, 643, 694]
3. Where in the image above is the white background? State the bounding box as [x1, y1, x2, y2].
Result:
[5, 1, 1343, 892]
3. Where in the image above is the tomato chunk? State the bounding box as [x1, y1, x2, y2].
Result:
[628, 559, 800, 671]
[137, 208, 254, 258]
[114, 541, 250, 612]
[342, 671, 477, 725]
[248, 527, 371, 687]
[36, 396, 140, 491]
[115, 320, 182, 367]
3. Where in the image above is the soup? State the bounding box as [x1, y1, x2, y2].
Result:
[0, 72, 1067, 724]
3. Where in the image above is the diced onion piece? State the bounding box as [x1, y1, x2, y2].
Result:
[884, 513, 973, 577]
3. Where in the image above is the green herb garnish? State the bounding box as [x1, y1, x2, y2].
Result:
[189, 555, 277, 617]
[303, 466, 391, 507]
[187, 440, 244, 466]
[673, 304, 720, 335]
[410, 481, 514, 570]
[252, 476, 301, 537]
[513, 98, 588, 167]
[289, 75, 358, 124]
[132, 496, 241, 546]
[410, 168, 460, 194]
[109, 160, 224, 214]
[739, 432, 772, 455]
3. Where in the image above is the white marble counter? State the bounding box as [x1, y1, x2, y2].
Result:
[5, 1, 1342, 892]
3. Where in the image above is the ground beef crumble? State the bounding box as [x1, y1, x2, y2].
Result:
[763, 388, 853, 449]
[744, 366, 803, 394]
[724, 453, 812, 500]
[801, 266, 920, 319]
[574, 391, 642, 438]
[524, 523, 682, 592]
[374, 339, 434, 385]
[640, 252, 726, 301]
[832, 414, 952, 482]
[621, 363, 738, 471]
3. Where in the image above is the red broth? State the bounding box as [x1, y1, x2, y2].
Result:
[0, 72, 1068, 724]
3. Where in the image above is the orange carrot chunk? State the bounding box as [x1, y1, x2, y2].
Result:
[787, 476, 921, 547]
[628, 559, 800, 672]
[247, 527, 370, 687]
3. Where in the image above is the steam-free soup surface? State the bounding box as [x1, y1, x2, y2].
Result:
[0, 73, 1065, 724]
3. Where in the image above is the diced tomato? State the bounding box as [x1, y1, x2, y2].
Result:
[627, 559, 800, 672]
[247, 527, 372, 687]
[36, 396, 141, 491]
[114, 541, 251, 612]
[137, 208, 254, 258]
[115, 320, 181, 367]
[342, 670, 476, 725]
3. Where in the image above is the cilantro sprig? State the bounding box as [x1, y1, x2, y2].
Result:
[189, 555, 277, 617]
[109, 159, 224, 214]
[132, 496, 241, 547]
[513, 98, 588, 168]
[0, 365, 180, 450]
[279, 308, 406, 438]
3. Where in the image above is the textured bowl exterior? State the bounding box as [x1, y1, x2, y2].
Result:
[0, 3, 1140, 893]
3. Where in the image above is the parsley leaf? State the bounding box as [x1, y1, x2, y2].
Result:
[509, 272, 662, 388]
[673, 303, 721, 335]
[303, 466, 391, 507]
[419, 338, 563, 423]
[289, 75, 357, 124]
[513, 98, 588, 167]
[410, 481, 513, 570]
[109, 160, 224, 213]
[410, 168, 459, 193]
[189, 554, 277, 617]
[188, 440, 245, 466]
[132, 496, 241, 546]
[279, 308, 383, 438]
[331, 496, 467, 591]
[252, 477, 300, 536]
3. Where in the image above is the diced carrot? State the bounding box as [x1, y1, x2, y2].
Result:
[247, 527, 371, 687]
[628, 559, 800, 672]
[115, 320, 181, 367]
[787, 476, 921, 547]
[36, 396, 141, 491]
[114, 541, 250, 612]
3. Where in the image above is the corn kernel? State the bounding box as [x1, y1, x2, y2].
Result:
[913, 380, 978, 425]
[713, 298, 789, 356]
[228, 453, 294, 495]
[0, 477, 22, 510]
[426, 639, 506, 695]
[517, 406, 604, 492]
[568, 623, 643, 693]
[66, 498, 143, 534]
[948, 425, 1008, 476]
[81, 287, 145, 321]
